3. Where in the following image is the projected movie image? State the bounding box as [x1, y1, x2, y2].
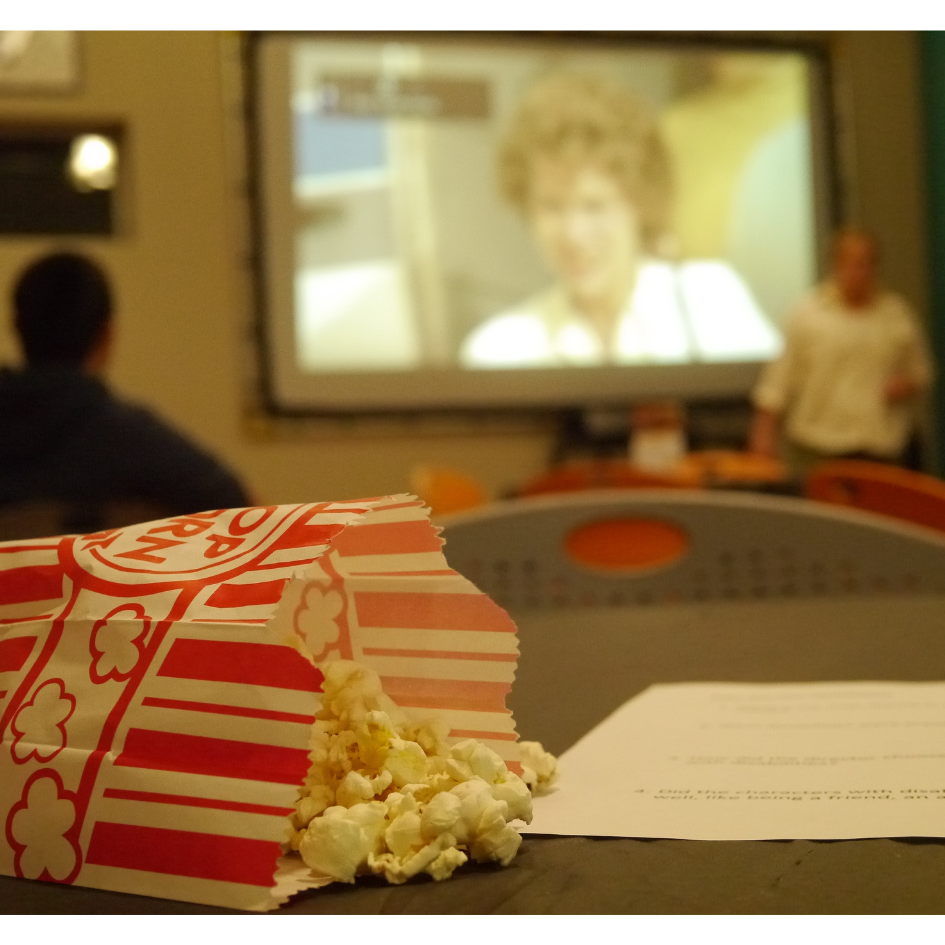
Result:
[289, 42, 814, 373]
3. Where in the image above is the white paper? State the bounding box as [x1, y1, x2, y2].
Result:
[524, 682, 945, 840]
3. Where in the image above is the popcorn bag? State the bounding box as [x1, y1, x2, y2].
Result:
[0, 496, 523, 911]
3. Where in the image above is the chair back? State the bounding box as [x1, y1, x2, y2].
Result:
[805, 460, 945, 535]
[437, 489, 945, 610]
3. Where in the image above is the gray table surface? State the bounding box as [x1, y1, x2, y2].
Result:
[4, 594, 945, 914]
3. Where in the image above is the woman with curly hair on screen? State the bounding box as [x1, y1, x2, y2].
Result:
[460, 72, 781, 369]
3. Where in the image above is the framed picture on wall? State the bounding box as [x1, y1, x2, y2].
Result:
[0, 31, 80, 94]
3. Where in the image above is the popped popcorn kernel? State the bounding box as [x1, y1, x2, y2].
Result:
[426, 845, 468, 882]
[288, 658, 557, 890]
[384, 737, 428, 787]
[355, 710, 394, 768]
[297, 808, 369, 883]
[449, 739, 479, 761]
[419, 790, 461, 841]
[385, 810, 424, 858]
[491, 772, 533, 824]
[384, 791, 417, 819]
[469, 812, 522, 866]
[519, 740, 559, 796]
[468, 743, 508, 783]
[444, 758, 474, 783]
[396, 830, 458, 882]
[451, 778, 500, 844]
[408, 717, 450, 758]
[335, 770, 376, 808]
[294, 785, 334, 827]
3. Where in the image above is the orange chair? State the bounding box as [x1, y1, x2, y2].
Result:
[805, 460, 945, 535]
[409, 464, 489, 517]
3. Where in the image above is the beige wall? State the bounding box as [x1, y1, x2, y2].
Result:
[0, 32, 931, 505]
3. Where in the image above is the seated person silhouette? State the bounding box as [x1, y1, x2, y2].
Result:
[0, 252, 251, 534]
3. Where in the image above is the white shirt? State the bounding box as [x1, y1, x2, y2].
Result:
[460, 259, 782, 368]
[753, 284, 934, 457]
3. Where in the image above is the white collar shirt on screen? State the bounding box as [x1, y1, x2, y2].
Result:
[752, 284, 935, 457]
[459, 259, 782, 368]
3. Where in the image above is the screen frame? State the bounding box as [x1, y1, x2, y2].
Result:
[244, 30, 840, 420]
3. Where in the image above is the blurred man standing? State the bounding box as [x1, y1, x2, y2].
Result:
[0, 252, 251, 525]
[750, 229, 933, 476]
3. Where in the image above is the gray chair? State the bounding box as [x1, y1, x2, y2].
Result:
[437, 489, 945, 610]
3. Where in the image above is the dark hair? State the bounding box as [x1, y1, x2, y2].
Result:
[13, 252, 113, 365]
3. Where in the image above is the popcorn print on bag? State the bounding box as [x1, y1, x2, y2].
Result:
[7, 772, 80, 881]
[89, 605, 150, 683]
[293, 583, 345, 663]
[11, 680, 75, 764]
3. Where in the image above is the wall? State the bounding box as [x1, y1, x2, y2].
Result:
[831, 31, 930, 321]
[832, 30, 934, 468]
[0, 31, 933, 504]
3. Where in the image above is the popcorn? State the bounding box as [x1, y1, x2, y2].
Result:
[298, 802, 387, 884]
[384, 738, 429, 787]
[287, 658, 556, 888]
[468, 800, 521, 867]
[294, 785, 333, 827]
[425, 846, 468, 882]
[335, 771, 377, 807]
[490, 770, 534, 823]
[385, 810, 424, 858]
[519, 740, 559, 796]
[369, 830, 462, 885]
[419, 790, 461, 841]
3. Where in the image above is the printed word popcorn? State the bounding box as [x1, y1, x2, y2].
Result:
[284, 660, 557, 885]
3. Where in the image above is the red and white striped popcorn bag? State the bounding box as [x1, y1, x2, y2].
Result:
[0, 495, 520, 910]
